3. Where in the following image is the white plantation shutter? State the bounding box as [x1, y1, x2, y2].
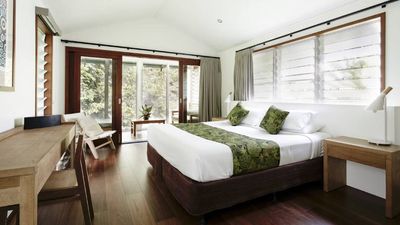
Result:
[320, 18, 381, 103]
[253, 49, 274, 100]
[37, 29, 48, 116]
[276, 38, 316, 102]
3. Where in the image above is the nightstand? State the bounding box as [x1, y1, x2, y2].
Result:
[323, 136, 400, 218]
[211, 117, 226, 121]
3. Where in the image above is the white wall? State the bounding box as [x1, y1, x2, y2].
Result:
[0, 1, 47, 132]
[52, 36, 65, 114]
[51, 17, 218, 114]
[62, 18, 217, 55]
[219, 1, 400, 198]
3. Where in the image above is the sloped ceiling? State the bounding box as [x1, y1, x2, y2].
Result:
[43, 0, 385, 51]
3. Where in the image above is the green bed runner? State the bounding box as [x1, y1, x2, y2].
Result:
[173, 123, 280, 175]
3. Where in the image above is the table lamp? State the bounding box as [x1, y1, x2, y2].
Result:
[365, 86, 393, 146]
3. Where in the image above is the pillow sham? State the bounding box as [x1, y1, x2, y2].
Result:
[259, 106, 289, 134]
[282, 111, 313, 132]
[227, 102, 249, 126]
[282, 111, 324, 133]
[241, 108, 266, 127]
[301, 121, 324, 134]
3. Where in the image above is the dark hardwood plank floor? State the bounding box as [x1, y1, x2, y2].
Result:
[36, 143, 399, 225]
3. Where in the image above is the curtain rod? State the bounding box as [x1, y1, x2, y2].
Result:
[61, 39, 220, 59]
[236, 0, 398, 53]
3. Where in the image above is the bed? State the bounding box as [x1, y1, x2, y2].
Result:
[147, 120, 330, 217]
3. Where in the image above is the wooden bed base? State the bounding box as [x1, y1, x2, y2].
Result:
[147, 143, 323, 216]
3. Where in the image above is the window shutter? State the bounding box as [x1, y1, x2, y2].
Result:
[276, 38, 316, 102]
[320, 18, 381, 103]
[36, 28, 48, 116]
[253, 49, 274, 100]
[251, 16, 382, 105]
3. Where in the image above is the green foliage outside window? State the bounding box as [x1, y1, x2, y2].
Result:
[80, 58, 112, 124]
[122, 63, 137, 128]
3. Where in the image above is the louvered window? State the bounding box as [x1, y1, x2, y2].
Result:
[320, 18, 381, 103]
[36, 29, 48, 116]
[36, 17, 53, 116]
[252, 15, 383, 104]
[276, 38, 316, 102]
[253, 49, 274, 100]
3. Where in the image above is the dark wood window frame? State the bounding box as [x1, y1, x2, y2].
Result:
[254, 13, 386, 92]
[65, 47, 200, 143]
[35, 16, 54, 115]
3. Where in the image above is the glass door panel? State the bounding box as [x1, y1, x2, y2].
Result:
[168, 65, 179, 123]
[142, 64, 167, 119]
[186, 65, 200, 114]
[80, 56, 113, 129]
[120, 57, 180, 143]
[122, 61, 137, 131]
[184, 65, 200, 123]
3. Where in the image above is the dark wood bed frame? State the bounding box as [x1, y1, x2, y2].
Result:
[147, 143, 323, 221]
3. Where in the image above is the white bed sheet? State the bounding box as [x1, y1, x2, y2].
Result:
[147, 121, 330, 182]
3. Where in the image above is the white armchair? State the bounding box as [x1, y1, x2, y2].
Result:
[61, 113, 116, 159]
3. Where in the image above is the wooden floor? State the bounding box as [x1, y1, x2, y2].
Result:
[37, 143, 400, 225]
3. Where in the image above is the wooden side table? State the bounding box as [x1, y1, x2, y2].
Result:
[323, 136, 400, 218]
[131, 119, 165, 136]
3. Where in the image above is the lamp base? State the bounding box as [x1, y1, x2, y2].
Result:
[368, 139, 392, 146]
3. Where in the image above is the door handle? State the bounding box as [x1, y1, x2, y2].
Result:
[118, 98, 122, 104]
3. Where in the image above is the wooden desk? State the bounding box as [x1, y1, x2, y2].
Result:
[324, 136, 400, 218]
[131, 119, 165, 136]
[0, 124, 75, 225]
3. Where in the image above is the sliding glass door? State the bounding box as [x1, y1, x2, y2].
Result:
[65, 47, 201, 144]
[80, 56, 114, 129]
[121, 57, 180, 142]
[167, 65, 179, 123]
[121, 61, 137, 131]
[142, 63, 167, 119]
[181, 64, 200, 123]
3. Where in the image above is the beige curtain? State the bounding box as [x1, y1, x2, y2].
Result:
[199, 58, 221, 122]
[234, 48, 254, 100]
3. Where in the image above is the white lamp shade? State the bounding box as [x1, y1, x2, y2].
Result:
[365, 93, 385, 113]
[224, 92, 232, 103]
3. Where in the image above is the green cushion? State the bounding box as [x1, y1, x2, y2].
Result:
[259, 106, 289, 134]
[227, 103, 249, 126]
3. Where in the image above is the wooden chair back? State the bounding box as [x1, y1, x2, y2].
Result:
[74, 135, 94, 222]
[74, 135, 84, 169]
[41, 135, 94, 224]
[74, 135, 90, 198]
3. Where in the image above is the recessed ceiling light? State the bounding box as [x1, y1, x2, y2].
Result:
[217, 19, 223, 24]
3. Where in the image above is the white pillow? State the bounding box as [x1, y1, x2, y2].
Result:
[301, 121, 324, 134]
[78, 116, 104, 138]
[282, 111, 314, 132]
[282, 110, 325, 133]
[241, 108, 266, 127]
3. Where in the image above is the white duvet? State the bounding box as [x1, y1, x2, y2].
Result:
[147, 121, 330, 182]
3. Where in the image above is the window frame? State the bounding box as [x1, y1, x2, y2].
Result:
[253, 13, 385, 104]
[35, 16, 54, 115]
